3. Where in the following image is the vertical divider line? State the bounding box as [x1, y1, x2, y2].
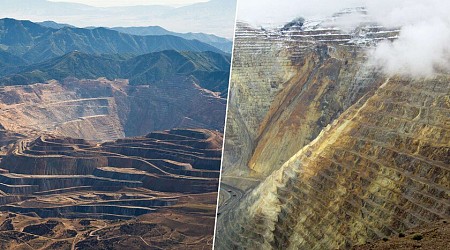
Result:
[212, 0, 240, 248]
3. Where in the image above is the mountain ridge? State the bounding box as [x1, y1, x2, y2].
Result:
[0, 50, 231, 97]
[37, 21, 232, 53]
[109, 26, 232, 53]
[0, 18, 224, 65]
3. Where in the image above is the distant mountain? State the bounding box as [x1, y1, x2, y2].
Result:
[0, 18, 224, 64]
[110, 26, 233, 53]
[0, 0, 237, 38]
[38, 20, 75, 29]
[0, 50, 231, 97]
[38, 21, 232, 53]
[123, 50, 231, 95]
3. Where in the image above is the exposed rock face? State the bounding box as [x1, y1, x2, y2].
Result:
[0, 128, 221, 195]
[0, 128, 222, 249]
[216, 20, 449, 249]
[222, 22, 299, 183]
[222, 22, 386, 188]
[0, 77, 226, 142]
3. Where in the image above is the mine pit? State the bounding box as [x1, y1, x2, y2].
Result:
[0, 78, 224, 249]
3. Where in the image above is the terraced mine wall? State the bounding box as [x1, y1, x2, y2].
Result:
[218, 75, 450, 249]
[2, 155, 107, 175]
[0, 128, 222, 220]
[102, 145, 221, 171]
[216, 21, 449, 249]
[222, 23, 387, 188]
[221, 23, 300, 181]
[247, 45, 384, 177]
[0, 197, 177, 219]
[0, 77, 226, 142]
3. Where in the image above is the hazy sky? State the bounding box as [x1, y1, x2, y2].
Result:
[0, 0, 237, 38]
[48, 0, 208, 7]
[237, 0, 362, 26]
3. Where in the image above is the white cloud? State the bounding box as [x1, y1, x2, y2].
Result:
[238, 0, 450, 77]
[369, 19, 450, 77]
[366, 0, 450, 77]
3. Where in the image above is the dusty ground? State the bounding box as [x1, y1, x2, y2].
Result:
[0, 193, 217, 250]
[353, 220, 450, 250]
[0, 128, 221, 249]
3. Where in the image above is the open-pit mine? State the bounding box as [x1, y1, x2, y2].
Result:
[0, 6, 233, 248]
[215, 8, 450, 250]
[0, 77, 225, 249]
[0, 128, 222, 249]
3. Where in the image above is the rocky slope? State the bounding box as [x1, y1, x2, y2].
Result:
[216, 17, 449, 249]
[0, 77, 226, 142]
[221, 21, 387, 188]
[0, 128, 222, 249]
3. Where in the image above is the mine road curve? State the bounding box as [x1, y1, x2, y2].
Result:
[214, 183, 245, 246]
[217, 183, 244, 215]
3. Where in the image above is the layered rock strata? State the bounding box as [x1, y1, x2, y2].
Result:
[0, 129, 222, 249]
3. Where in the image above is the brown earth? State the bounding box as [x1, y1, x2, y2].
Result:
[0, 128, 222, 249]
[0, 77, 226, 144]
[353, 220, 450, 250]
[0, 192, 217, 250]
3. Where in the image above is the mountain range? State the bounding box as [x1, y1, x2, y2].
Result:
[37, 21, 233, 53]
[0, 50, 231, 97]
[0, 3, 232, 248]
[108, 27, 232, 53]
[0, 18, 231, 97]
[0, 18, 223, 64]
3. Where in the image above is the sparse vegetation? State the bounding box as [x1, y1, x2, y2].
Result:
[412, 234, 423, 241]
